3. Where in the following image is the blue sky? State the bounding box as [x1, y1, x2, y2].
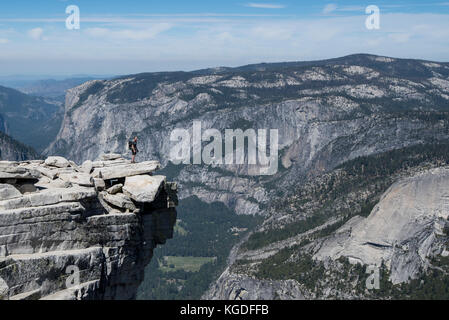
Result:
[0, 0, 449, 76]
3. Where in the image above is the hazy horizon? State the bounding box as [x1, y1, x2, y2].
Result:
[1, 52, 448, 81]
[0, 1, 449, 76]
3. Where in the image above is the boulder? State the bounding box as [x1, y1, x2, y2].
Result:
[81, 160, 93, 174]
[123, 175, 166, 203]
[107, 184, 123, 195]
[98, 192, 121, 214]
[45, 156, 70, 168]
[91, 161, 161, 180]
[93, 178, 105, 191]
[102, 193, 136, 211]
[0, 184, 22, 200]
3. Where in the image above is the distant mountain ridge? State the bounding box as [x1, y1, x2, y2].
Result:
[120, 53, 449, 79]
[0, 75, 113, 99]
[195, 53, 449, 74]
[0, 85, 63, 152]
[14, 78, 97, 100]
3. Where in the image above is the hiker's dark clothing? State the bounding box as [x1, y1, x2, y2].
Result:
[131, 141, 138, 155]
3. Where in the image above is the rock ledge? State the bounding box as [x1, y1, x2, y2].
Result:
[0, 155, 178, 300]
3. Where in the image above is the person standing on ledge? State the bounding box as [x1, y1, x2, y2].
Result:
[130, 136, 138, 163]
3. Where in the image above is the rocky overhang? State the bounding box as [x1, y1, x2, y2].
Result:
[0, 154, 178, 300]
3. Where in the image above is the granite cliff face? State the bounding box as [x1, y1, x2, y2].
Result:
[0, 131, 39, 162]
[313, 167, 449, 285]
[204, 159, 449, 300]
[45, 54, 449, 216]
[0, 154, 177, 300]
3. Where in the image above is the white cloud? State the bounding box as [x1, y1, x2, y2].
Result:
[0, 38, 8, 44]
[245, 3, 285, 9]
[28, 27, 44, 40]
[2, 12, 449, 75]
[338, 6, 365, 12]
[322, 4, 338, 15]
[85, 23, 173, 40]
[388, 33, 412, 43]
[0, 14, 280, 24]
[84, 27, 108, 38]
[250, 25, 294, 40]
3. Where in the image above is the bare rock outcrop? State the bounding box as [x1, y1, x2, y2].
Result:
[0, 154, 178, 300]
[314, 167, 449, 284]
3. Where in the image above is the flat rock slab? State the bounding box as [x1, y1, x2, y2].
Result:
[101, 154, 123, 161]
[35, 178, 71, 190]
[34, 166, 58, 180]
[0, 161, 19, 167]
[0, 167, 40, 180]
[0, 187, 96, 210]
[92, 161, 161, 180]
[59, 172, 93, 187]
[44, 157, 70, 168]
[23, 160, 45, 165]
[0, 184, 22, 200]
[123, 175, 166, 203]
[91, 159, 131, 168]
